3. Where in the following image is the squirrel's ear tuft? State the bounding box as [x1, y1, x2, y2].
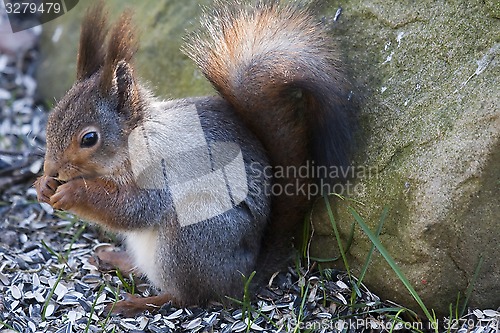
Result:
[100, 10, 138, 94]
[77, 1, 108, 80]
[113, 61, 139, 115]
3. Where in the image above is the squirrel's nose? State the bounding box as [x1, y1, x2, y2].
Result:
[43, 159, 59, 178]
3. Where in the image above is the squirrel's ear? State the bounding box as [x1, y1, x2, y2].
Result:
[112, 61, 140, 118]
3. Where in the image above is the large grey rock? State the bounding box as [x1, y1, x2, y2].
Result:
[310, 0, 499, 316]
[36, 0, 499, 315]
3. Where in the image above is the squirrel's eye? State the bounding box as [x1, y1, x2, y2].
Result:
[81, 132, 99, 148]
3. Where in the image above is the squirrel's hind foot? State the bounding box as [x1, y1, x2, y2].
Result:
[105, 293, 174, 317]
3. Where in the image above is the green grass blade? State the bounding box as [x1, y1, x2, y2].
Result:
[64, 223, 87, 261]
[323, 194, 351, 277]
[388, 308, 406, 333]
[350, 206, 389, 305]
[348, 207, 434, 322]
[460, 255, 483, 316]
[42, 266, 65, 321]
[301, 214, 311, 259]
[40, 240, 60, 261]
[0, 320, 20, 332]
[293, 282, 310, 333]
[241, 270, 256, 331]
[308, 255, 342, 262]
[102, 284, 121, 325]
[357, 206, 388, 285]
[115, 269, 134, 294]
[85, 284, 105, 333]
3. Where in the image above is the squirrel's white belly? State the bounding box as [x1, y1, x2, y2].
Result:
[124, 229, 161, 287]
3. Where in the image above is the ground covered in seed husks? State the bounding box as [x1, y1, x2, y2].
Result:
[1, 17, 498, 333]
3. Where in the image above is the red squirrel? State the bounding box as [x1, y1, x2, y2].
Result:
[35, 0, 352, 316]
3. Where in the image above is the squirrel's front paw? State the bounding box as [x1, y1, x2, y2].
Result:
[50, 178, 86, 211]
[34, 175, 61, 204]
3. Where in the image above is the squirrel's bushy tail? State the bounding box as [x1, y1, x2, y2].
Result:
[184, 0, 353, 271]
[184, 0, 352, 173]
